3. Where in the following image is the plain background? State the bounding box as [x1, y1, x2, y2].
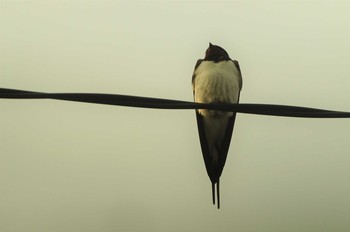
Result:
[1, 1, 350, 231]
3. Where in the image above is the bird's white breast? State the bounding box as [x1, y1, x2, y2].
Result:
[193, 60, 240, 117]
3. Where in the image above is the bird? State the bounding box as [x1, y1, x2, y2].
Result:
[192, 43, 242, 209]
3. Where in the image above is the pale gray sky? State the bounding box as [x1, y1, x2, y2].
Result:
[1, 1, 350, 231]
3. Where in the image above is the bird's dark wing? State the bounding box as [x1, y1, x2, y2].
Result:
[195, 109, 236, 209]
[194, 110, 235, 181]
[195, 111, 214, 180]
[216, 114, 236, 179]
[195, 110, 218, 206]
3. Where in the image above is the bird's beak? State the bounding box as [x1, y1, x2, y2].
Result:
[209, 42, 213, 48]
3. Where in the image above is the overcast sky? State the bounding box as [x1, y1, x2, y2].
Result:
[1, 1, 350, 231]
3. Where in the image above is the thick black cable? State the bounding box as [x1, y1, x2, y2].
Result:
[1, 87, 350, 118]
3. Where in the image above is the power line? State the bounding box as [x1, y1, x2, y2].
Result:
[1, 87, 350, 118]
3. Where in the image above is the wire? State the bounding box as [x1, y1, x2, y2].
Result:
[1, 87, 350, 118]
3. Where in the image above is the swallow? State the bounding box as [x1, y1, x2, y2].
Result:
[192, 43, 242, 209]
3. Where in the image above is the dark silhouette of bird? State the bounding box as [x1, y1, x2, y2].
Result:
[192, 43, 242, 208]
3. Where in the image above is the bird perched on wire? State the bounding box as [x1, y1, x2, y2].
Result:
[192, 43, 242, 209]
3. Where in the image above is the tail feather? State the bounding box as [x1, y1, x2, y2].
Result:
[212, 182, 215, 205]
[211, 180, 221, 209]
[217, 180, 220, 209]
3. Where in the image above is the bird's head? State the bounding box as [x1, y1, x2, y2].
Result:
[205, 43, 230, 62]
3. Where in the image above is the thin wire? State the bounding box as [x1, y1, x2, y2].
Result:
[1, 87, 350, 118]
